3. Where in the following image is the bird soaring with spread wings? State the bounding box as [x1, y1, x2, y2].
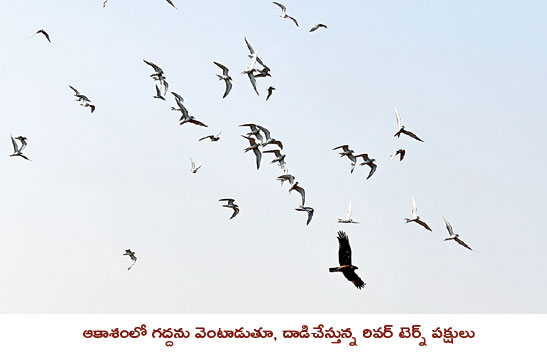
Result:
[123, 249, 137, 270]
[199, 132, 221, 142]
[272, 2, 299, 27]
[443, 217, 472, 250]
[394, 107, 424, 142]
[214, 62, 233, 98]
[29, 29, 51, 43]
[404, 196, 432, 231]
[329, 231, 365, 289]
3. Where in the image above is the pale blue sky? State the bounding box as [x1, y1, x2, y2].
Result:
[0, 0, 545, 313]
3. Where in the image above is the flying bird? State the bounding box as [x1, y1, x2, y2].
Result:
[356, 153, 377, 180]
[171, 92, 208, 127]
[29, 29, 51, 43]
[309, 23, 327, 32]
[9, 135, 30, 161]
[266, 86, 276, 101]
[69, 85, 91, 103]
[394, 107, 424, 142]
[333, 145, 355, 159]
[219, 198, 239, 219]
[199, 132, 221, 142]
[443, 217, 472, 251]
[389, 149, 406, 162]
[295, 206, 314, 225]
[240, 123, 264, 143]
[277, 174, 295, 186]
[404, 196, 432, 231]
[123, 249, 137, 270]
[263, 149, 287, 170]
[190, 156, 202, 174]
[272, 2, 299, 27]
[288, 181, 306, 206]
[241, 135, 262, 170]
[214, 62, 233, 98]
[329, 231, 365, 289]
[338, 200, 359, 224]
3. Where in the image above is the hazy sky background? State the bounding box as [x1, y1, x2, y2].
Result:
[0, 0, 545, 313]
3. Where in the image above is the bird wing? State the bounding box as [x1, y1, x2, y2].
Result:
[10, 135, 19, 153]
[171, 91, 184, 104]
[411, 196, 417, 218]
[69, 85, 80, 96]
[166, 0, 177, 9]
[263, 149, 281, 157]
[219, 198, 235, 203]
[310, 24, 319, 32]
[455, 237, 472, 250]
[402, 129, 424, 142]
[306, 208, 314, 225]
[395, 107, 402, 128]
[143, 59, 163, 74]
[189, 118, 208, 127]
[337, 231, 352, 266]
[253, 148, 262, 169]
[247, 72, 259, 95]
[190, 156, 195, 171]
[399, 149, 406, 160]
[39, 30, 51, 43]
[214, 61, 229, 75]
[273, 1, 286, 12]
[257, 125, 271, 140]
[333, 144, 349, 151]
[443, 217, 454, 236]
[415, 219, 433, 231]
[199, 136, 210, 141]
[288, 15, 299, 27]
[230, 206, 240, 219]
[241, 134, 256, 145]
[294, 186, 305, 206]
[366, 163, 377, 179]
[155, 85, 162, 96]
[244, 37, 255, 55]
[341, 269, 365, 289]
[223, 79, 232, 98]
[389, 152, 396, 163]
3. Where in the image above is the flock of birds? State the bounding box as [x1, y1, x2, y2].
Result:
[15, 1, 473, 290]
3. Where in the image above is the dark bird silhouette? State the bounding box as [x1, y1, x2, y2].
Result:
[219, 198, 239, 219]
[266, 86, 276, 101]
[30, 29, 51, 43]
[329, 231, 365, 289]
[389, 149, 406, 162]
[123, 249, 137, 270]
